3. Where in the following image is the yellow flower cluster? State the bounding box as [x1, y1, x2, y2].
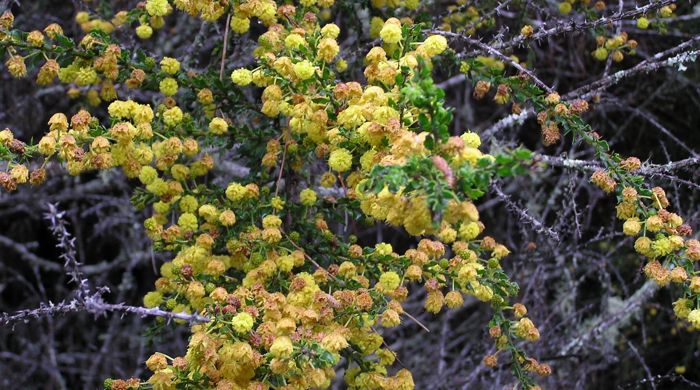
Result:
[589, 164, 700, 329]
[438, 0, 487, 34]
[0, 0, 697, 386]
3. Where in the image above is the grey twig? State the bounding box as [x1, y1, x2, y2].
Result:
[44, 203, 89, 299]
[491, 183, 561, 242]
[0, 291, 209, 327]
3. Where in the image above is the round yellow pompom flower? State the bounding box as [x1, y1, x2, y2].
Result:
[160, 57, 180, 74]
[135, 24, 153, 39]
[559, 2, 572, 14]
[380, 19, 402, 44]
[422, 35, 448, 56]
[461, 131, 481, 148]
[219, 209, 236, 226]
[592, 47, 607, 61]
[209, 117, 228, 135]
[231, 16, 250, 34]
[321, 23, 340, 39]
[328, 148, 353, 172]
[162, 106, 183, 127]
[270, 336, 294, 358]
[379, 271, 401, 291]
[623, 219, 641, 236]
[293, 60, 315, 80]
[636, 17, 650, 29]
[689, 309, 700, 328]
[226, 182, 248, 202]
[284, 33, 305, 50]
[145, 0, 169, 16]
[231, 312, 255, 333]
[143, 291, 163, 308]
[300, 188, 317, 206]
[139, 166, 158, 185]
[159, 77, 178, 96]
[178, 213, 198, 232]
[231, 68, 252, 86]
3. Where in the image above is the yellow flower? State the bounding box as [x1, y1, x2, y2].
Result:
[559, 2, 572, 14]
[521, 25, 534, 37]
[652, 237, 673, 257]
[337, 105, 366, 128]
[636, 17, 650, 29]
[673, 298, 691, 319]
[459, 221, 481, 240]
[445, 291, 464, 308]
[293, 60, 315, 80]
[321, 23, 340, 38]
[178, 213, 198, 232]
[162, 106, 183, 127]
[74, 67, 97, 86]
[226, 182, 248, 202]
[405, 0, 420, 10]
[108, 100, 134, 119]
[231, 312, 255, 333]
[645, 215, 664, 232]
[159, 77, 178, 96]
[139, 166, 158, 185]
[145, 0, 170, 16]
[659, 6, 672, 17]
[634, 236, 653, 256]
[179, 195, 198, 213]
[370, 17, 384, 39]
[133, 104, 154, 125]
[318, 38, 339, 62]
[145, 352, 168, 372]
[622, 218, 641, 236]
[231, 16, 250, 34]
[321, 332, 349, 352]
[136, 24, 153, 39]
[27, 30, 44, 47]
[38, 136, 56, 155]
[375, 242, 393, 256]
[381, 309, 401, 327]
[593, 47, 608, 61]
[10, 165, 28, 184]
[380, 19, 402, 44]
[689, 309, 700, 328]
[461, 131, 481, 148]
[425, 291, 444, 313]
[231, 68, 252, 86]
[422, 35, 448, 56]
[143, 291, 163, 308]
[270, 336, 294, 358]
[148, 370, 174, 389]
[208, 117, 228, 135]
[300, 188, 317, 206]
[75, 11, 90, 24]
[262, 214, 282, 228]
[328, 148, 353, 172]
[0, 129, 12, 145]
[513, 317, 540, 341]
[276, 255, 294, 272]
[378, 271, 400, 291]
[160, 57, 180, 74]
[37, 59, 60, 85]
[284, 33, 305, 50]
